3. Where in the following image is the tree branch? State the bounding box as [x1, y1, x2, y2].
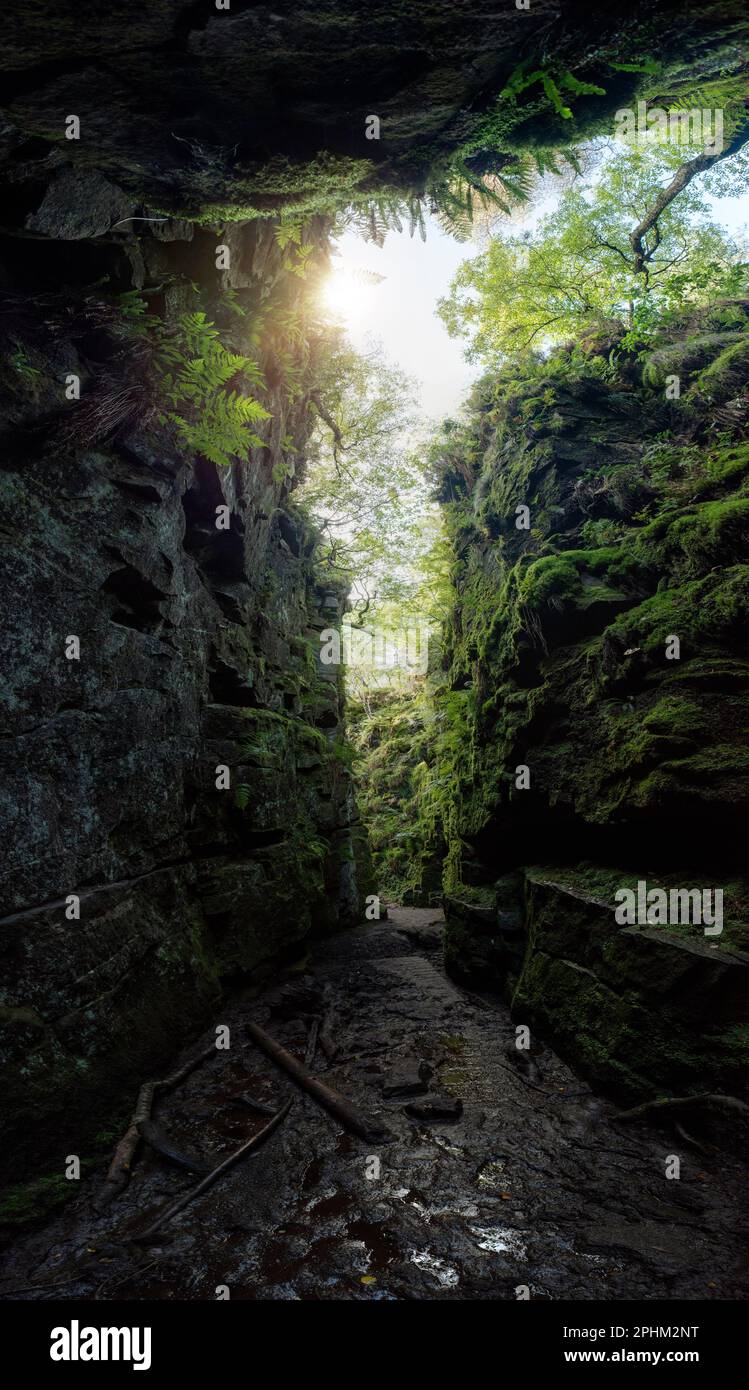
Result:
[629, 124, 749, 276]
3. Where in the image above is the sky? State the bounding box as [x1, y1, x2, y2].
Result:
[322, 162, 749, 430]
[323, 217, 476, 421]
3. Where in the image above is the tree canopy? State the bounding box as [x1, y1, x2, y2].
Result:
[437, 140, 749, 364]
[299, 337, 451, 692]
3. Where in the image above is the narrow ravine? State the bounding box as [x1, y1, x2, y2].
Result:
[2, 1, 748, 1335]
[2, 907, 746, 1302]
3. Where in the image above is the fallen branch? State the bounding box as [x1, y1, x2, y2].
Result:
[97, 1042, 218, 1206]
[97, 1082, 155, 1209]
[234, 1093, 277, 1117]
[134, 1100, 293, 1243]
[245, 1019, 390, 1141]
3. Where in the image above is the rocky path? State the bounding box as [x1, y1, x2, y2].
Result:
[1, 909, 746, 1301]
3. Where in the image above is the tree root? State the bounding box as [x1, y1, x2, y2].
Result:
[96, 1042, 218, 1207]
[614, 1093, 749, 1124]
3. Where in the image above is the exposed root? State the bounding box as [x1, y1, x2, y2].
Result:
[96, 1043, 218, 1207]
[614, 1093, 749, 1124]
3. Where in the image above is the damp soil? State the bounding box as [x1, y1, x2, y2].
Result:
[1, 909, 746, 1302]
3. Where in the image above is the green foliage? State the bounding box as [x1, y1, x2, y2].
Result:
[438, 142, 748, 363]
[156, 311, 269, 467]
[349, 687, 444, 902]
[7, 345, 43, 393]
[609, 59, 663, 75]
[239, 706, 329, 754]
[274, 218, 316, 277]
[298, 340, 451, 692]
[499, 62, 606, 122]
[421, 299, 749, 902]
[114, 296, 271, 467]
[115, 288, 153, 326]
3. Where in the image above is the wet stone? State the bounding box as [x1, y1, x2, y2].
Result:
[405, 1095, 463, 1122]
[382, 1060, 433, 1097]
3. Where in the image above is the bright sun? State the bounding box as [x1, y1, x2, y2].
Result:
[321, 265, 377, 325]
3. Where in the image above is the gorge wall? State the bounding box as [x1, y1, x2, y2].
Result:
[430, 314, 749, 1109]
[0, 203, 374, 1201]
[353, 311, 749, 1123]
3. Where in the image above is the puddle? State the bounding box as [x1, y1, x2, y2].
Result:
[346, 1218, 399, 1271]
[469, 1225, 527, 1258]
[304, 1190, 354, 1220]
[409, 1249, 459, 1287]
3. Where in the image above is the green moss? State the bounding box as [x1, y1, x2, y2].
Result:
[0, 1143, 110, 1228]
[0, 1172, 75, 1226]
[693, 335, 749, 403]
[641, 694, 707, 739]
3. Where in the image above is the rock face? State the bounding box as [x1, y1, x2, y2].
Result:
[0, 206, 372, 1194]
[432, 314, 749, 1104]
[3, 1, 746, 221]
[514, 872, 747, 1102]
[0, 1, 626, 212]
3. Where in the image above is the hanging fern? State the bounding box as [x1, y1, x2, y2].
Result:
[427, 153, 539, 240]
[155, 311, 269, 467]
[342, 194, 406, 246]
[499, 61, 606, 121]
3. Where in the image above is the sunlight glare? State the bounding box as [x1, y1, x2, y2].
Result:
[321, 262, 377, 326]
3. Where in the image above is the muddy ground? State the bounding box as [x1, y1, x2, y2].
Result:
[1, 909, 746, 1301]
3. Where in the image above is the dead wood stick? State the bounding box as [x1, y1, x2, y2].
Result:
[153, 1043, 220, 1094]
[245, 1019, 390, 1141]
[304, 1016, 320, 1066]
[134, 1100, 293, 1243]
[614, 1093, 749, 1124]
[98, 1042, 218, 1205]
[317, 1005, 337, 1061]
[98, 1082, 155, 1207]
